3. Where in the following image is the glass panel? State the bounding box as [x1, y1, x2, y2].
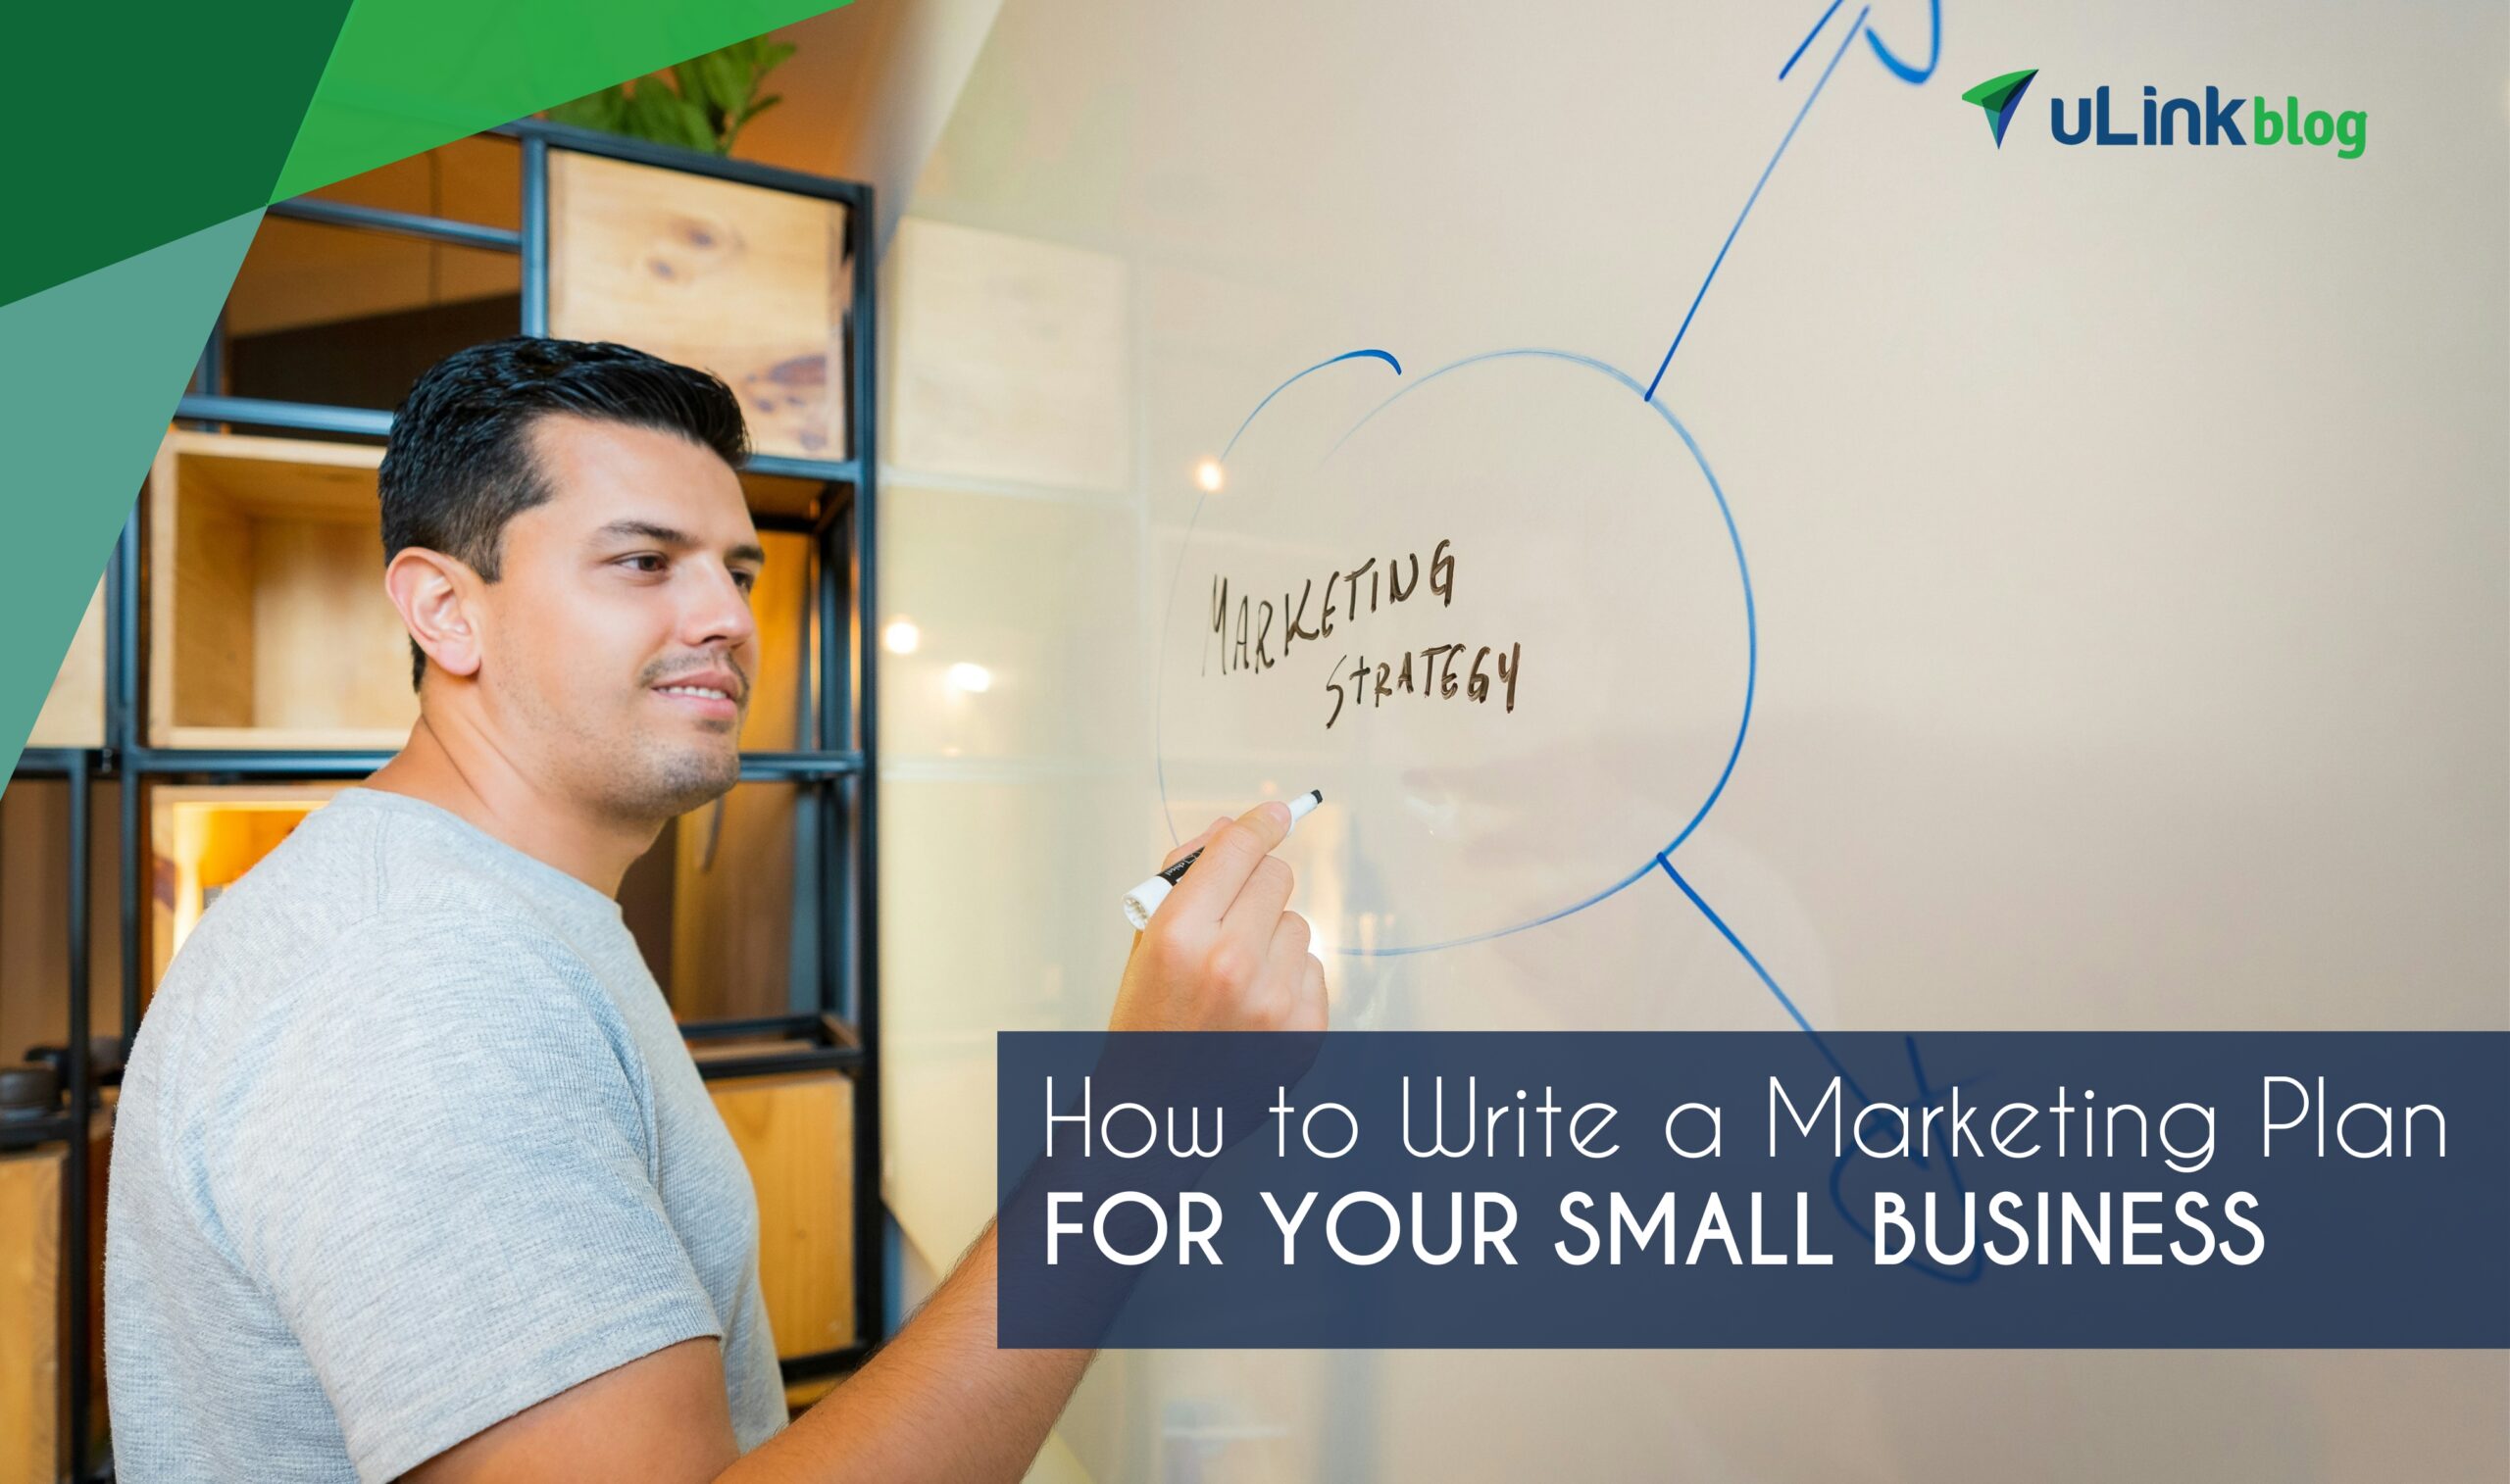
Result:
[877, 481, 1138, 763]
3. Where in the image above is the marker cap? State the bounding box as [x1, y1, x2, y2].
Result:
[1122, 875, 1172, 930]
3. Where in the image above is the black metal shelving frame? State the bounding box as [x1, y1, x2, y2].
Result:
[6, 116, 883, 1483]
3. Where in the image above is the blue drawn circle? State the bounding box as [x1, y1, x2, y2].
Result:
[1156, 346, 1759, 957]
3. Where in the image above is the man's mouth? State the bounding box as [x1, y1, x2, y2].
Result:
[651, 671, 744, 722]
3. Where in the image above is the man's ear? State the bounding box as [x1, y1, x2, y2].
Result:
[384, 548, 485, 680]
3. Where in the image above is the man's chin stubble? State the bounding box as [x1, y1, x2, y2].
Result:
[612, 741, 742, 823]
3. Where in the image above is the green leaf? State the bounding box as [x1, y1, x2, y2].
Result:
[621, 81, 706, 152]
[670, 62, 710, 108]
[545, 85, 628, 132]
[722, 91, 783, 154]
[677, 101, 722, 153]
[702, 52, 748, 110]
[548, 37, 796, 155]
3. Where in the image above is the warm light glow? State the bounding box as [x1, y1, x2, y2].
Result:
[1194, 458, 1225, 493]
[945, 662, 993, 694]
[882, 618, 922, 655]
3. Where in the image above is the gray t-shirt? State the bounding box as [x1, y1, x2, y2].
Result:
[105, 785, 788, 1482]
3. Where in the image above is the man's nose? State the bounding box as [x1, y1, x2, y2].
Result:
[684, 561, 760, 654]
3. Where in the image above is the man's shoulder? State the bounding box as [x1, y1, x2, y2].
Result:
[168, 798, 586, 996]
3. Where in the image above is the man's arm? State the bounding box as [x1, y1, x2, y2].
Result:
[407, 800, 1327, 1483]
[407, 1229, 1060, 1484]
[730, 1222, 1077, 1483]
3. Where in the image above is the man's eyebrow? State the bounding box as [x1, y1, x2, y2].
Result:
[591, 519, 767, 566]
[591, 519, 691, 547]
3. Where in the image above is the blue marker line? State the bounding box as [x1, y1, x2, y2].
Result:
[1778, 0, 1844, 80]
[1661, 856, 1987, 1282]
[1655, 853, 1871, 1107]
[1223, 348, 1403, 461]
[1292, 348, 1757, 957]
[1642, 6, 1869, 405]
[1864, 0, 1941, 85]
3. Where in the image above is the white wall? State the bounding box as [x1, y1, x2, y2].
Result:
[875, 1, 2509, 1478]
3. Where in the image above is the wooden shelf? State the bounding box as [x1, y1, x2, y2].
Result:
[0, 1103, 111, 1483]
[784, 1371, 843, 1413]
[712, 1068, 856, 1360]
[145, 431, 413, 752]
[234, 136, 525, 342]
[619, 781, 808, 1022]
[147, 783, 342, 1000]
[10, 137, 880, 1469]
[152, 726, 412, 753]
[0, 1143, 63, 1481]
[146, 781, 820, 1030]
[142, 428, 823, 753]
[0, 778, 124, 1061]
[741, 470, 832, 521]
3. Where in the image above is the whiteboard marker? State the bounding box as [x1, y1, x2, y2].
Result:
[1122, 789, 1322, 929]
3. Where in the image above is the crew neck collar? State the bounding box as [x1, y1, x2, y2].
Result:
[330, 785, 627, 921]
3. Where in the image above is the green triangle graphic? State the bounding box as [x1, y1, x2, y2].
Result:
[274, 0, 848, 201]
[0, 2, 350, 310]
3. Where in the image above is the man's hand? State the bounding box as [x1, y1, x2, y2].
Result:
[1108, 801, 1329, 1034]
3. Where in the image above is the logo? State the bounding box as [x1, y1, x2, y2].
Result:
[1963, 73, 2368, 159]
[1960, 69, 2038, 148]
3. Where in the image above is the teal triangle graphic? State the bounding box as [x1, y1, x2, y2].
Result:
[0, 210, 263, 776]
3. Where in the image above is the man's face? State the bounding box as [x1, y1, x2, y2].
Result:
[474, 414, 765, 824]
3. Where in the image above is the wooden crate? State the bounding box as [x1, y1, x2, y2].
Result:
[549, 150, 854, 463]
[0, 1103, 108, 1484]
[147, 783, 341, 999]
[709, 1069, 855, 1359]
[0, 779, 123, 1063]
[145, 431, 412, 752]
[617, 779, 806, 1024]
[738, 525, 820, 754]
[25, 579, 105, 751]
[0, 1145, 59, 1484]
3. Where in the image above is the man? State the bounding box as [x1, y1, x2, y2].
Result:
[105, 337, 1327, 1482]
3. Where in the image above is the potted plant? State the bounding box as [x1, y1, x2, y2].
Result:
[543, 36, 796, 157]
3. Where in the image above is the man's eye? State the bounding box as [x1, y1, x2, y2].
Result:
[620, 554, 668, 574]
[732, 570, 758, 594]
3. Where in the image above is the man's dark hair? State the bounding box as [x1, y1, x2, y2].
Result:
[378, 336, 751, 689]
